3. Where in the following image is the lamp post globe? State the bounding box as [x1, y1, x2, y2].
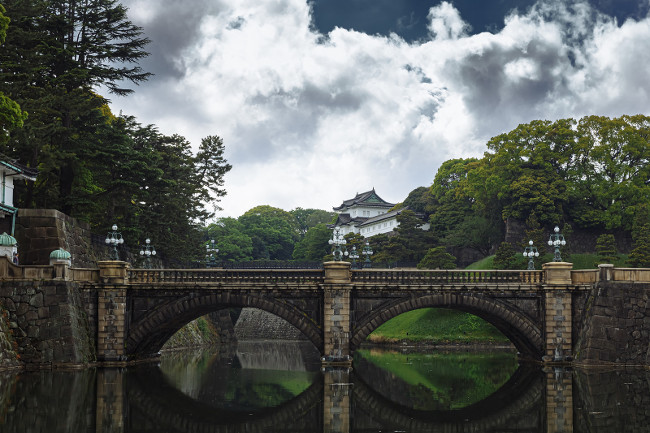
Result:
[362, 241, 373, 268]
[139, 238, 156, 268]
[547, 226, 567, 262]
[105, 224, 124, 261]
[523, 240, 539, 270]
[329, 228, 348, 261]
[205, 239, 219, 268]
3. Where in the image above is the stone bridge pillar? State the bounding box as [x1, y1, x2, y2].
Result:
[97, 261, 129, 363]
[542, 262, 573, 362]
[323, 262, 352, 361]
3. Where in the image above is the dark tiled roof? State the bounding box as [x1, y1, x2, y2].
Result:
[358, 207, 406, 227]
[333, 188, 395, 211]
[328, 213, 368, 228]
[0, 156, 38, 181]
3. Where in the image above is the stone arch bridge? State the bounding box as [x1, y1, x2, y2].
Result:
[2, 258, 647, 365]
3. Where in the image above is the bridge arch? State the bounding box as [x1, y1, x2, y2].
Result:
[351, 293, 543, 359]
[126, 292, 323, 359]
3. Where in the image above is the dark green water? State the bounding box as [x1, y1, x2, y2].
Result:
[0, 342, 648, 432]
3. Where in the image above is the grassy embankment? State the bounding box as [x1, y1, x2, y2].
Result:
[367, 253, 625, 345]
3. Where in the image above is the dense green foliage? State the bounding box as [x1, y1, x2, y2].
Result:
[205, 206, 335, 263]
[387, 114, 650, 267]
[0, 5, 27, 143]
[292, 224, 332, 261]
[0, 1, 231, 262]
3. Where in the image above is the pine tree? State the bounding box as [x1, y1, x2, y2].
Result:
[493, 242, 519, 270]
[595, 234, 618, 264]
[417, 246, 456, 269]
[628, 224, 650, 268]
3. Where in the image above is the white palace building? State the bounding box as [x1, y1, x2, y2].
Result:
[330, 189, 416, 238]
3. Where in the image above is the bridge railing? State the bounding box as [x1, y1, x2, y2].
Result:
[351, 269, 545, 285]
[127, 268, 325, 285]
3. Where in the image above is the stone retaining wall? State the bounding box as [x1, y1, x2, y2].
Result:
[0, 304, 20, 369]
[235, 308, 308, 341]
[0, 280, 95, 365]
[15, 209, 96, 267]
[573, 282, 649, 365]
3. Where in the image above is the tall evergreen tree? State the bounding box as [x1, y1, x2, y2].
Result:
[0, 0, 151, 213]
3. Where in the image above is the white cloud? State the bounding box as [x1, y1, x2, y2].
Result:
[110, 0, 650, 218]
[427, 1, 471, 40]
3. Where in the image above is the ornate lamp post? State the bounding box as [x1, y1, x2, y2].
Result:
[548, 226, 567, 262]
[362, 241, 373, 268]
[522, 240, 539, 270]
[328, 228, 348, 261]
[205, 239, 219, 268]
[139, 238, 156, 268]
[105, 224, 124, 260]
[349, 246, 359, 268]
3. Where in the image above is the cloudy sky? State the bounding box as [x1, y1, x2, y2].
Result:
[109, 0, 650, 218]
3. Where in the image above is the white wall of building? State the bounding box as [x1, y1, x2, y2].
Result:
[1, 173, 15, 206]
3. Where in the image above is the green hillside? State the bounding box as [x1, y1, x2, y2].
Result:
[367, 308, 510, 344]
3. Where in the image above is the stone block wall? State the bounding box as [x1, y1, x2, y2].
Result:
[235, 308, 306, 341]
[573, 282, 649, 365]
[0, 280, 95, 365]
[15, 209, 97, 267]
[0, 304, 20, 369]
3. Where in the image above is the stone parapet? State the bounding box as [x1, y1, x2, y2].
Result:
[324, 261, 351, 284]
[543, 262, 573, 286]
[98, 261, 129, 285]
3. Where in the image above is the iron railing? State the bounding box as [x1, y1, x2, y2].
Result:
[351, 269, 545, 285]
[128, 268, 325, 284]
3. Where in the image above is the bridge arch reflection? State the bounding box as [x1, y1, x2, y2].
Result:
[126, 366, 323, 432]
[351, 363, 544, 431]
[122, 363, 546, 433]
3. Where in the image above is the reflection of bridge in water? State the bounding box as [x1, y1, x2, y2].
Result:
[98, 364, 571, 433]
[3, 348, 647, 432]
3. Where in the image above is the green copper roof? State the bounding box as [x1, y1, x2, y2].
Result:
[50, 248, 71, 260]
[0, 232, 17, 246]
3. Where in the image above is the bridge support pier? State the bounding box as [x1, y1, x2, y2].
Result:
[322, 262, 352, 363]
[97, 261, 129, 363]
[543, 262, 574, 363]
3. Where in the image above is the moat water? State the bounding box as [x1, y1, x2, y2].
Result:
[0, 341, 648, 432]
